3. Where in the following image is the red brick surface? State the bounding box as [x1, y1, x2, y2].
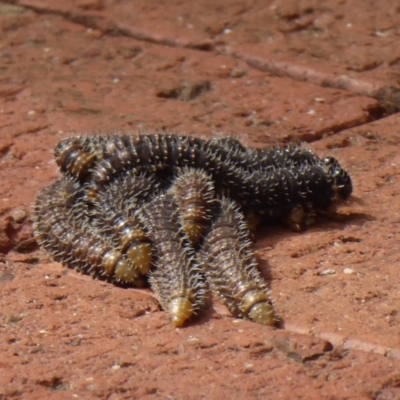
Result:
[1, 1, 400, 399]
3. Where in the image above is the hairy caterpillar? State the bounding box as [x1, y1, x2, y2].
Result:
[33, 178, 145, 285]
[34, 133, 353, 327]
[200, 197, 275, 326]
[84, 134, 352, 212]
[168, 168, 215, 245]
[137, 194, 207, 326]
[54, 134, 352, 219]
[88, 170, 161, 276]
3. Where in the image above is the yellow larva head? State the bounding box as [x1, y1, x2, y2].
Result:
[126, 242, 152, 275]
[108, 254, 143, 286]
[240, 290, 276, 327]
[168, 297, 194, 327]
[101, 249, 121, 276]
[248, 302, 275, 327]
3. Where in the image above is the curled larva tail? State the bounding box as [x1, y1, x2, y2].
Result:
[33, 178, 144, 286]
[240, 290, 275, 326]
[168, 297, 195, 327]
[200, 197, 276, 326]
[88, 170, 161, 276]
[169, 167, 215, 245]
[54, 135, 107, 181]
[137, 193, 208, 326]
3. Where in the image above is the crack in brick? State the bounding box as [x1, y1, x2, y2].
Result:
[4, 0, 399, 140]
[5, 1, 400, 117]
[286, 323, 400, 361]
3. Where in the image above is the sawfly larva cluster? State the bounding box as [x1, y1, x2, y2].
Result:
[34, 132, 353, 327]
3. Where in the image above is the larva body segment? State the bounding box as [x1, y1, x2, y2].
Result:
[251, 157, 352, 218]
[255, 144, 322, 170]
[168, 167, 215, 245]
[92, 134, 206, 183]
[137, 194, 208, 327]
[33, 178, 145, 285]
[206, 136, 257, 171]
[88, 171, 161, 275]
[200, 197, 275, 326]
[208, 138, 322, 173]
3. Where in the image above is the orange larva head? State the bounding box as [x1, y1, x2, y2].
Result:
[54, 140, 78, 167]
[119, 226, 148, 250]
[283, 205, 308, 232]
[168, 297, 194, 327]
[118, 226, 152, 275]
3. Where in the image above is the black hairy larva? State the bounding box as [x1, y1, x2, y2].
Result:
[137, 193, 207, 327]
[200, 197, 275, 326]
[56, 133, 352, 221]
[88, 170, 161, 276]
[34, 132, 353, 327]
[91, 134, 206, 184]
[33, 178, 145, 285]
[86, 134, 352, 215]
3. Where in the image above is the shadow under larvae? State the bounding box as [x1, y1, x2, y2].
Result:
[137, 194, 208, 327]
[200, 197, 276, 326]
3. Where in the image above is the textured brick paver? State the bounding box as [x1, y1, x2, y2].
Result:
[1, 1, 400, 399]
